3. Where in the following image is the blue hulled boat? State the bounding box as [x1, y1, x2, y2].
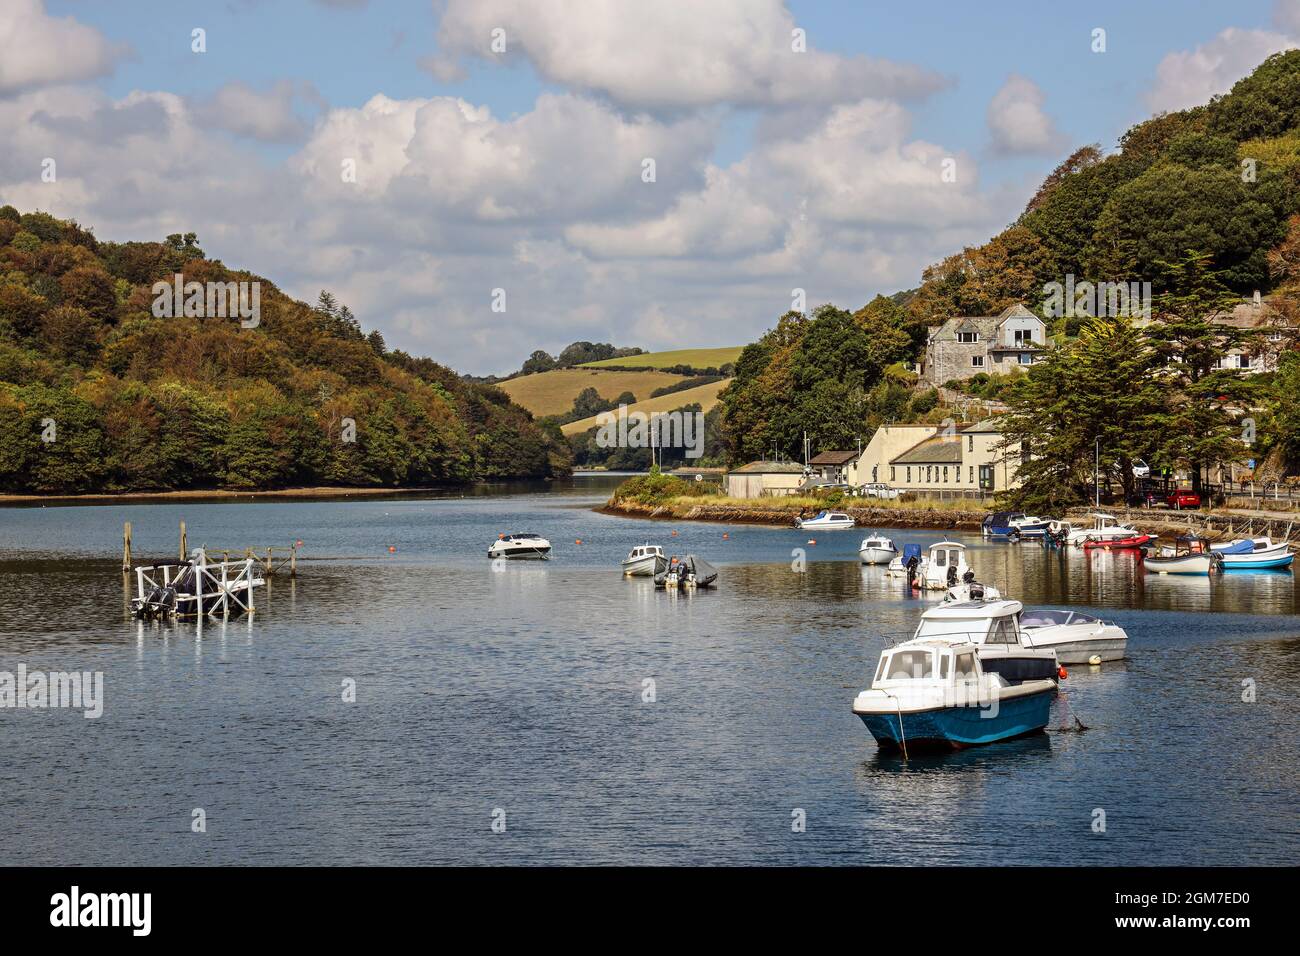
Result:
[853, 622, 1058, 751]
[1214, 537, 1295, 570]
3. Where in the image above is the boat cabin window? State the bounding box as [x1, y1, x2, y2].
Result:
[1020, 609, 1072, 628]
[954, 653, 977, 679]
[885, 650, 935, 680]
[986, 616, 1019, 644]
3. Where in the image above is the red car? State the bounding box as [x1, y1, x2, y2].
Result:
[1166, 489, 1202, 510]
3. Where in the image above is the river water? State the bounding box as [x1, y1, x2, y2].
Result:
[0, 476, 1296, 865]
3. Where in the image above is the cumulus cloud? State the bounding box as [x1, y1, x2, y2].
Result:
[0, 0, 127, 95]
[429, 0, 948, 110]
[1146, 27, 1296, 113]
[987, 75, 1065, 155]
[192, 80, 318, 143]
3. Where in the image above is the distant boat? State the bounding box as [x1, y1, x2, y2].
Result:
[622, 543, 666, 577]
[1007, 515, 1053, 538]
[794, 510, 855, 530]
[487, 533, 551, 560]
[858, 535, 898, 565]
[981, 511, 1025, 538]
[886, 542, 926, 581]
[1068, 512, 1148, 548]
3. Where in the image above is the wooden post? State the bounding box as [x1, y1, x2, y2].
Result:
[179, 520, 187, 562]
[290, 545, 297, 578]
[122, 521, 132, 572]
[267, 546, 274, 577]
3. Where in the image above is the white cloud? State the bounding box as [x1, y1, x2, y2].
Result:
[987, 75, 1065, 155]
[192, 81, 316, 143]
[1146, 27, 1296, 113]
[431, 0, 948, 110]
[1274, 0, 1300, 35]
[0, 0, 126, 95]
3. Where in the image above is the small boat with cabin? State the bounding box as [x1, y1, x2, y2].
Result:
[908, 599, 1061, 683]
[1008, 514, 1053, 539]
[487, 533, 552, 560]
[1141, 535, 1220, 575]
[981, 511, 1025, 539]
[622, 543, 667, 577]
[920, 540, 973, 591]
[794, 510, 855, 530]
[852, 635, 1057, 750]
[858, 535, 898, 565]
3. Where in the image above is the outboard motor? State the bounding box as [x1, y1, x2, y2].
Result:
[947, 563, 958, 587]
[905, 554, 919, 587]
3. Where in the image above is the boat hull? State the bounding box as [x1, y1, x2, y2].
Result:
[1142, 553, 1214, 574]
[1219, 548, 1293, 570]
[856, 687, 1055, 750]
[621, 554, 664, 576]
[859, 547, 897, 565]
[1083, 534, 1153, 549]
[1040, 637, 1128, 663]
[487, 544, 551, 560]
[796, 519, 855, 530]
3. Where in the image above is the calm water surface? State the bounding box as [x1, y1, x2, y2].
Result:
[1, 477, 1297, 865]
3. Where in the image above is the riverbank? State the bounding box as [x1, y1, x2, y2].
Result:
[600, 496, 987, 530]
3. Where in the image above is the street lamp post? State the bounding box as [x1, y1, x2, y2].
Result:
[1094, 438, 1101, 508]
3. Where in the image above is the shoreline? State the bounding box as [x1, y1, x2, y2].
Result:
[599, 498, 987, 530]
[0, 484, 502, 506]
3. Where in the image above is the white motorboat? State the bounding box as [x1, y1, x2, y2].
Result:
[487, 532, 552, 560]
[907, 599, 1061, 683]
[920, 541, 972, 591]
[795, 510, 855, 530]
[1142, 536, 1220, 575]
[1018, 608, 1129, 663]
[1066, 512, 1142, 547]
[1008, 514, 1052, 538]
[858, 535, 898, 565]
[621, 543, 666, 576]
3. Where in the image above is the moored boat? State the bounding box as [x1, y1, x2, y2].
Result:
[1018, 608, 1129, 663]
[1213, 537, 1294, 570]
[794, 510, 855, 530]
[920, 540, 973, 591]
[654, 554, 718, 589]
[488, 533, 552, 560]
[858, 535, 898, 565]
[1142, 535, 1220, 575]
[852, 637, 1057, 750]
[1068, 512, 1147, 548]
[622, 543, 667, 576]
[886, 543, 927, 581]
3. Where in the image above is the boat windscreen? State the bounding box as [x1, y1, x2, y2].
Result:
[1020, 609, 1072, 628]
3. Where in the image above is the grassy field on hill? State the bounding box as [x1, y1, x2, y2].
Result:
[560, 379, 730, 435]
[579, 347, 743, 369]
[498, 367, 687, 417]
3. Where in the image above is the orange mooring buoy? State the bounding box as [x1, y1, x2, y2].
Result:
[295, 539, 303, 547]
[575, 539, 582, 545]
[807, 539, 816, 545]
[722, 533, 729, 539]
[671, 530, 679, 537]
[1057, 665, 1068, 680]
[388, 545, 397, 553]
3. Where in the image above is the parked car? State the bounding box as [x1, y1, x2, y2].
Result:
[1129, 490, 1167, 508]
[1166, 489, 1202, 510]
[859, 482, 901, 500]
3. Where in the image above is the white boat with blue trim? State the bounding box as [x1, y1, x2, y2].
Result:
[795, 510, 855, 530]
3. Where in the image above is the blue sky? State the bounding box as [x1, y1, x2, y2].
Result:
[10, 0, 1296, 372]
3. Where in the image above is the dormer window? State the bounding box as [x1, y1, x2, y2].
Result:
[957, 331, 979, 343]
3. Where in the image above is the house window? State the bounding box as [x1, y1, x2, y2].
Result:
[1019, 353, 1032, 365]
[979, 465, 994, 490]
[1013, 328, 1033, 346]
[906, 467, 911, 483]
[967, 435, 974, 452]
[958, 332, 978, 343]
[969, 466, 974, 484]
[890, 467, 896, 482]
[971, 355, 985, 368]
[943, 466, 949, 482]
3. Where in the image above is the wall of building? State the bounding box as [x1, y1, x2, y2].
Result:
[851, 425, 940, 486]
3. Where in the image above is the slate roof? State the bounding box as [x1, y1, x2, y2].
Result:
[730, 460, 806, 474]
[891, 436, 963, 465]
[808, 450, 859, 466]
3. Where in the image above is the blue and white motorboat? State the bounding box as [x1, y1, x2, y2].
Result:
[1008, 514, 1052, 538]
[1213, 537, 1294, 570]
[852, 635, 1057, 751]
[981, 511, 1025, 538]
[794, 510, 855, 530]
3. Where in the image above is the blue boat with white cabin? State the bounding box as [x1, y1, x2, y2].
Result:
[1212, 537, 1294, 570]
[853, 637, 1057, 750]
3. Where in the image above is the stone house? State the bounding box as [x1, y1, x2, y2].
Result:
[920, 304, 1050, 386]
